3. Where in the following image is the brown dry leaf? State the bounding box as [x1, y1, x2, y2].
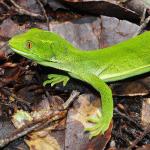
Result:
[0, 119, 16, 140]
[11, 108, 65, 149]
[111, 76, 150, 96]
[36, 16, 139, 50]
[65, 93, 112, 150]
[15, 0, 43, 14]
[25, 132, 61, 150]
[125, 0, 150, 17]
[0, 67, 22, 85]
[136, 144, 150, 150]
[71, 94, 101, 128]
[12, 109, 33, 128]
[0, 18, 26, 38]
[61, 0, 140, 23]
[3, 16, 140, 51]
[0, 51, 6, 59]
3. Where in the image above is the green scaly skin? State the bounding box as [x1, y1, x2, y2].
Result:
[9, 28, 150, 138]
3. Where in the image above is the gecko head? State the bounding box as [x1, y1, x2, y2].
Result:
[9, 28, 76, 64]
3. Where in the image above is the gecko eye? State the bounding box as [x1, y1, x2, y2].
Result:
[26, 41, 32, 49]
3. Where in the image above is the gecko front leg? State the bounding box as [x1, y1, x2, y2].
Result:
[43, 74, 70, 86]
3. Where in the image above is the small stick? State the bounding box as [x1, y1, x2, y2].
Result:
[10, 0, 45, 20]
[63, 90, 80, 109]
[127, 124, 150, 150]
[0, 1, 11, 10]
[114, 108, 143, 130]
[140, 8, 147, 24]
[0, 43, 8, 50]
[36, 0, 50, 31]
[0, 110, 66, 148]
[1, 88, 31, 106]
[133, 16, 150, 37]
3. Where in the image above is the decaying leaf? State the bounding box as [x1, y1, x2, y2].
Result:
[12, 109, 33, 128]
[25, 132, 61, 150]
[65, 94, 112, 150]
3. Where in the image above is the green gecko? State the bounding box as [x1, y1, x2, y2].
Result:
[9, 28, 150, 138]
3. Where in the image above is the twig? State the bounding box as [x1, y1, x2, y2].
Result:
[112, 130, 130, 145]
[0, 0, 11, 10]
[140, 8, 147, 24]
[0, 110, 66, 148]
[63, 90, 80, 109]
[114, 108, 143, 130]
[36, 0, 50, 31]
[1, 88, 31, 107]
[127, 124, 150, 150]
[0, 43, 7, 50]
[0, 123, 40, 148]
[0, 1, 11, 21]
[10, 0, 45, 20]
[133, 15, 150, 36]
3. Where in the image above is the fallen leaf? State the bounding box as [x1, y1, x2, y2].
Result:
[12, 109, 33, 128]
[136, 144, 150, 150]
[65, 93, 112, 150]
[111, 76, 150, 96]
[38, 16, 139, 50]
[25, 133, 61, 150]
[62, 0, 140, 23]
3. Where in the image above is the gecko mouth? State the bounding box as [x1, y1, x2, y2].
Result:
[10, 47, 46, 62]
[10, 47, 60, 67]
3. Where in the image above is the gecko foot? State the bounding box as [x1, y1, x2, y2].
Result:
[85, 109, 110, 139]
[43, 74, 69, 86]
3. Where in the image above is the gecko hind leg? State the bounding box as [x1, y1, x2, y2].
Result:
[85, 109, 111, 139]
